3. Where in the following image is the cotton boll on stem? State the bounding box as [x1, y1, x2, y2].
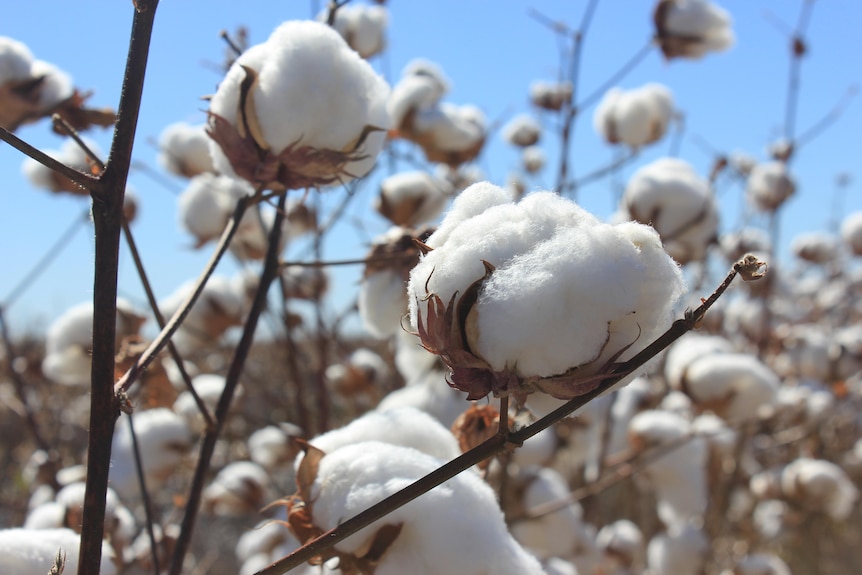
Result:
[376, 171, 451, 228]
[158, 121, 216, 178]
[747, 161, 795, 212]
[654, 0, 735, 60]
[594, 83, 674, 148]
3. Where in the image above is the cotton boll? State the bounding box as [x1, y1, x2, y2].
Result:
[377, 368, 468, 428]
[29, 59, 74, 111]
[723, 296, 769, 343]
[409, 102, 486, 166]
[203, 461, 271, 516]
[606, 376, 654, 458]
[654, 0, 735, 60]
[646, 526, 708, 575]
[752, 499, 790, 539]
[664, 333, 733, 390]
[305, 441, 547, 575]
[729, 553, 791, 575]
[792, 231, 839, 264]
[594, 83, 674, 148]
[208, 20, 390, 190]
[503, 114, 542, 147]
[833, 325, 862, 380]
[388, 62, 449, 131]
[678, 352, 778, 422]
[301, 406, 460, 465]
[359, 268, 409, 339]
[747, 161, 795, 212]
[720, 228, 771, 262]
[530, 80, 573, 111]
[325, 4, 388, 59]
[409, 185, 685, 402]
[510, 467, 593, 560]
[376, 171, 451, 227]
[511, 424, 559, 469]
[0, 528, 116, 575]
[596, 519, 645, 570]
[178, 173, 253, 248]
[623, 157, 718, 264]
[0, 37, 34, 84]
[326, 348, 390, 408]
[659, 390, 694, 420]
[392, 327, 442, 383]
[280, 265, 329, 301]
[248, 425, 302, 472]
[778, 326, 833, 381]
[522, 146, 546, 174]
[780, 457, 859, 520]
[173, 373, 239, 432]
[840, 212, 862, 256]
[110, 408, 193, 499]
[158, 122, 215, 178]
[22, 137, 102, 195]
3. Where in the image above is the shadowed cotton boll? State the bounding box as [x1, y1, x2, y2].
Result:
[654, 0, 735, 60]
[248, 424, 302, 472]
[110, 408, 193, 499]
[622, 157, 718, 264]
[42, 299, 146, 386]
[208, 20, 389, 190]
[502, 114, 542, 147]
[530, 81, 573, 111]
[664, 333, 733, 390]
[779, 457, 859, 520]
[203, 461, 271, 516]
[29, 59, 73, 112]
[280, 265, 329, 301]
[408, 182, 685, 404]
[841, 212, 862, 256]
[720, 228, 771, 262]
[326, 347, 390, 407]
[177, 173, 253, 248]
[596, 519, 645, 572]
[646, 525, 708, 575]
[158, 122, 215, 178]
[298, 441, 547, 575]
[376, 170, 451, 227]
[594, 83, 674, 148]
[791, 231, 839, 264]
[377, 368, 468, 428]
[323, 3, 389, 59]
[173, 373, 238, 432]
[747, 161, 795, 212]
[522, 146, 546, 174]
[0, 528, 117, 575]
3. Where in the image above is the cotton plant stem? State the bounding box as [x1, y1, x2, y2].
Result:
[254, 255, 764, 575]
[121, 219, 216, 430]
[784, 0, 816, 147]
[125, 414, 162, 575]
[79, 2, 159, 574]
[168, 192, 288, 575]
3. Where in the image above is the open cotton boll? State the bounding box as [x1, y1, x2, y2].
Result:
[646, 526, 708, 575]
[301, 406, 460, 465]
[510, 467, 594, 561]
[678, 352, 778, 422]
[522, 146, 546, 174]
[841, 212, 862, 256]
[594, 83, 674, 148]
[409, 102, 487, 166]
[623, 157, 718, 264]
[29, 59, 74, 110]
[158, 122, 215, 178]
[720, 227, 771, 262]
[178, 173, 253, 248]
[303, 441, 547, 575]
[208, 20, 389, 190]
[780, 457, 859, 521]
[728, 553, 792, 575]
[377, 170, 451, 227]
[503, 114, 542, 147]
[664, 333, 733, 390]
[0, 527, 116, 575]
[791, 231, 839, 264]
[747, 161, 795, 212]
[723, 296, 769, 343]
[203, 461, 271, 516]
[110, 408, 193, 499]
[22, 137, 101, 195]
[833, 325, 862, 380]
[606, 376, 654, 458]
[393, 326, 442, 383]
[530, 80, 573, 111]
[280, 265, 328, 301]
[409, 185, 685, 402]
[378, 368, 468, 428]
[173, 373, 237, 431]
[359, 267, 409, 338]
[596, 519, 644, 570]
[248, 424, 302, 472]
[654, 0, 735, 60]
[388, 64, 449, 131]
[323, 4, 388, 59]
[0, 37, 34, 84]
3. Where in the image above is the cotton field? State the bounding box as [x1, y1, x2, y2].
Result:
[0, 1, 860, 575]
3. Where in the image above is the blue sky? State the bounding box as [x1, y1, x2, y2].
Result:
[0, 0, 860, 335]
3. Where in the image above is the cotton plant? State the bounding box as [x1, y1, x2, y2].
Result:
[747, 161, 796, 212]
[0, 527, 117, 575]
[406, 182, 686, 409]
[502, 114, 542, 147]
[323, 2, 389, 59]
[283, 440, 547, 575]
[207, 20, 390, 191]
[840, 211, 862, 256]
[723, 295, 770, 344]
[375, 170, 452, 228]
[203, 460, 272, 516]
[593, 83, 674, 148]
[42, 298, 146, 386]
[621, 157, 719, 265]
[157, 121, 216, 178]
[791, 231, 840, 264]
[653, 0, 735, 60]
[530, 80, 573, 112]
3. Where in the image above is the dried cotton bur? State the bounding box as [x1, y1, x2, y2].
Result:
[207, 20, 390, 191]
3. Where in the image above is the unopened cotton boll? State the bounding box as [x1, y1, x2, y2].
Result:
[302, 441, 547, 575]
[502, 114, 542, 147]
[376, 171, 451, 227]
[158, 122, 216, 178]
[747, 161, 795, 212]
[208, 20, 390, 190]
[0, 528, 117, 575]
[409, 184, 685, 403]
[792, 231, 839, 264]
[780, 457, 859, 520]
[594, 83, 674, 148]
[678, 352, 778, 422]
[654, 0, 735, 60]
[623, 157, 718, 264]
[841, 212, 862, 256]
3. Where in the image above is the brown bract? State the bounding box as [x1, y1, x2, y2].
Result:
[364, 225, 434, 281]
[0, 76, 114, 133]
[207, 65, 382, 191]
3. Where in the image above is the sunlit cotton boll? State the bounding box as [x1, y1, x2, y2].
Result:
[29, 59, 74, 111]
[622, 157, 718, 264]
[840, 211, 862, 256]
[596, 519, 645, 571]
[203, 461, 271, 516]
[158, 122, 216, 178]
[376, 170, 451, 227]
[408, 183, 686, 402]
[593, 83, 674, 148]
[780, 457, 859, 521]
[502, 114, 542, 147]
[304, 441, 547, 575]
[530, 80, 573, 111]
[720, 227, 771, 262]
[177, 173, 254, 248]
[410, 102, 487, 166]
[654, 0, 735, 60]
[663, 333, 733, 390]
[324, 3, 389, 59]
[0, 528, 117, 575]
[0, 36, 34, 84]
[388, 59, 450, 132]
[646, 525, 708, 575]
[522, 146, 546, 174]
[747, 161, 795, 212]
[791, 231, 839, 264]
[208, 20, 390, 190]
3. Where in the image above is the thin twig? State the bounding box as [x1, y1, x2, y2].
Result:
[125, 414, 162, 575]
[0, 125, 99, 190]
[254, 255, 763, 575]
